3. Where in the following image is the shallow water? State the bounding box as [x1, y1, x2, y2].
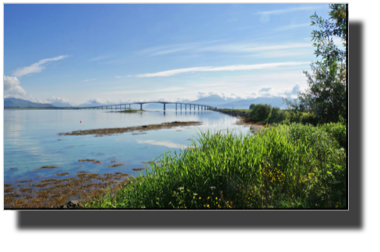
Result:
[4, 109, 251, 185]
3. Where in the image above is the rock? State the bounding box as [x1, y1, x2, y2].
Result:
[60, 200, 82, 209]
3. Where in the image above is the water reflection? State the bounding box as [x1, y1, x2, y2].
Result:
[4, 109, 250, 184]
[137, 140, 190, 149]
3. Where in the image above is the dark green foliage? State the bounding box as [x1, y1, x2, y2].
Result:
[249, 104, 255, 110]
[283, 110, 300, 124]
[320, 122, 347, 150]
[283, 4, 347, 125]
[283, 110, 317, 126]
[268, 107, 286, 123]
[288, 123, 339, 150]
[250, 104, 272, 121]
[300, 113, 317, 125]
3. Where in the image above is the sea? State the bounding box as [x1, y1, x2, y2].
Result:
[4, 108, 252, 185]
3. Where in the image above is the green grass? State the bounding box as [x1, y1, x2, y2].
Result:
[82, 122, 346, 209]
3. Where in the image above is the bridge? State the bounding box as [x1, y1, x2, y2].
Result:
[62, 101, 214, 111]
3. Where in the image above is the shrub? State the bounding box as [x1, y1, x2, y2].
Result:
[284, 111, 318, 126]
[320, 122, 347, 150]
[249, 104, 255, 110]
[268, 107, 286, 123]
[250, 104, 272, 121]
[300, 113, 317, 126]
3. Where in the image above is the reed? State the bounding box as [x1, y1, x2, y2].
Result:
[83, 122, 346, 209]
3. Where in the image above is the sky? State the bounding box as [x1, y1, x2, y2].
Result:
[4, 3, 337, 106]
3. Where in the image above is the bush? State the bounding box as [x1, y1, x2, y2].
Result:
[268, 107, 286, 123]
[250, 104, 272, 121]
[284, 111, 317, 126]
[249, 104, 255, 110]
[320, 122, 347, 150]
[300, 113, 317, 126]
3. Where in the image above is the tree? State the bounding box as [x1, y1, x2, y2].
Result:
[249, 104, 255, 110]
[284, 4, 347, 124]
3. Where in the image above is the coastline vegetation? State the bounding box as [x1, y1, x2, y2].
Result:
[83, 123, 346, 209]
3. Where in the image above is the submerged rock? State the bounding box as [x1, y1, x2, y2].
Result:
[60, 200, 82, 209]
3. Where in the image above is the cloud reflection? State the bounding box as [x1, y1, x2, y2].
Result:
[137, 140, 190, 149]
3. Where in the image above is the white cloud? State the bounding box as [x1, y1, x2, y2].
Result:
[139, 41, 312, 57]
[86, 98, 112, 104]
[137, 40, 226, 57]
[276, 23, 311, 31]
[183, 70, 309, 100]
[255, 50, 310, 58]
[115, 75, 132, 78]
[104, 87, 184, 95]
[260, 87, 271, 92]
[151, 48, 190, 56]
[201, 43, 312, 53]
[46, 96, 71, 104]
[136, 61, 309, 77]
[4, 76, 27, 97]
[83, 78, 97, 82]
[255, 6, 321, 15]
[13, 55, 68, 77]
[90, 55, 112, 62]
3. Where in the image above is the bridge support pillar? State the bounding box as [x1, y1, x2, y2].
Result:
[176, 103, 177, 110]
[140, 104, 142, 110]
[181, 104, 182, 110]
[163, 103, 166, 111]
[198, 105, 199, 110]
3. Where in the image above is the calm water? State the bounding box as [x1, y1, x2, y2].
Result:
[4, 109, 251, 184]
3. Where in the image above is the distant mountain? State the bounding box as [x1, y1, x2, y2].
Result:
[182, 95, 287, 109]
[51, 102, 72, 107]
[4, 98, 55, 108]
[141, 95, 288, 110]
[193, 95, 229, 106]
[77, 101, 109, 107]
[218, 96, 287, 109]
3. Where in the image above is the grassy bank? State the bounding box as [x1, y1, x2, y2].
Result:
[82, 122, 346, 209]
[214, 107, 282, 125]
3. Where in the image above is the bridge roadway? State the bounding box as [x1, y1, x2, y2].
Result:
[63, 101, 214, 111]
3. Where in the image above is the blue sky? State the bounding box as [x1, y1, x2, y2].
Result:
[4, 4, 335, 105]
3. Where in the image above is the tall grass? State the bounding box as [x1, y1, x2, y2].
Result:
[83, 123, 346, 209]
